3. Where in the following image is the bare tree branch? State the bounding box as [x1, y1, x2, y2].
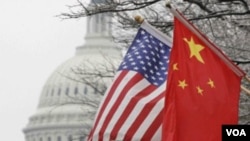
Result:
[57, 0, 250, 126]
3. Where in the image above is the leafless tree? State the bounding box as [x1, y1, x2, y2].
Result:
[59, 0, 250, 61]
[59, 0, 250, 124]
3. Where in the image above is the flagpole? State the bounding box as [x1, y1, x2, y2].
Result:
[245, 76, 250, 83]
[134, 15, 173, 46]
[242, 76, 250, 95]
[241, 85, 250, 96]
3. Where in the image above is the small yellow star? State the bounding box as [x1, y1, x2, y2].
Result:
[173, 63, 178, 71]
[183, 37, 205, 64]
[196, 86, 204, 95]
[207, 78, 215, 88]
[178, 80, 188, 89]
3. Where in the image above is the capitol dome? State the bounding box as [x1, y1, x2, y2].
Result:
[23, 2, 122, 141]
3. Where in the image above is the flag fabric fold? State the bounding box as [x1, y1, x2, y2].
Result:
[88, 21, 172, 141]
[163, 10, 245, 141]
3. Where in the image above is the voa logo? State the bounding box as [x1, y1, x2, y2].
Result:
[226, 129, 246, 136]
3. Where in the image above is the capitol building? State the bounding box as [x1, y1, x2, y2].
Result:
[23, 1, 122, 141]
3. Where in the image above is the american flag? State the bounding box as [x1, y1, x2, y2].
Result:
[88, 21, 172, 141]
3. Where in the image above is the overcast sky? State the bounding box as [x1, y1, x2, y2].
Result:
[0, 1, 87, 141]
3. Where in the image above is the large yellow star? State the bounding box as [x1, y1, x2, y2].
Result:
[183, 37, 205, 64]
[178, 80, 188, 89]
[207, 78, 215, 88]
[196, 86, 204, 95]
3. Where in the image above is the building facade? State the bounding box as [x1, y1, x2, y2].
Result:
[23, 1, 121, 141]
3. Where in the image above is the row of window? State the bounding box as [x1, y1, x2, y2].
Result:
[31, 113, 83, 124]
[45, 84, 107, 97]
[30, 135, 85, 141]
[45, 86, 97, 97]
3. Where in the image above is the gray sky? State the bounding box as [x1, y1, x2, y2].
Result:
[0, 1, 87, 141]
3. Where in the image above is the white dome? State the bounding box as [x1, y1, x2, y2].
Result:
[23, 8, 122, 141]
[23, 45, 122, 141]
[38, 46, 121, 109]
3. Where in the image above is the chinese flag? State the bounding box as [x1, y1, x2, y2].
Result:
[162, 17, 245, 141]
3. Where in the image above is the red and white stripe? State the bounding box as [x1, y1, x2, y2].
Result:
[88, 70, 166, 141]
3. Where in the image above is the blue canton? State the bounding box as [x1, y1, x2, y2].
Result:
[118, 28, 171, 86]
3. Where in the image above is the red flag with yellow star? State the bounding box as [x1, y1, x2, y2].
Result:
[162, 15, 245, 141]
